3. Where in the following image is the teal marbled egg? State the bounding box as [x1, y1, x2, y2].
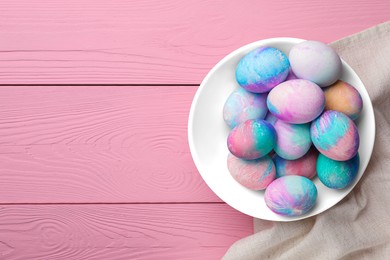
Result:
[317, 153, 360, 189]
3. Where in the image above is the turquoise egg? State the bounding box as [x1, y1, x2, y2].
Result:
[317, 153, 360, 189]
[236, 47, 290, 93]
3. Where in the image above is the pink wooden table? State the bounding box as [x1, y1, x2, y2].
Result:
[0, 1, 388, 259]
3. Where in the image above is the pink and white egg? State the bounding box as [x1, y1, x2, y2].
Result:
[267, 79, 325, 124]
[222, 40, 362, 217]
[265, 176, 317, 216]
[227, 153, 276, 190]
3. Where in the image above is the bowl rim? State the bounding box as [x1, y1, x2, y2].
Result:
[188, 37, 376, 221]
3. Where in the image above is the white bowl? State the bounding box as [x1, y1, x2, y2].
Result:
[188, 38, 375, 221]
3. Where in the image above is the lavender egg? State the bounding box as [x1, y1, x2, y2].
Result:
[289, 41, 342, 87]
[324, 80, 363, 120]
[223, 87, 267, 128]
[265, 176, 317, 216]
[236, 47, 290, 93]
[273, 120, 311, 160]
[227, 153, 276, 190]
[227, 119, 276, 160]
[274, 147, 318, 179]
[317, 153, 360, 189]
[311, 110, 359, 161]
[267, 79, 325, 124]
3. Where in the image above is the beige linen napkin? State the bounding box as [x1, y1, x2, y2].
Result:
[223, 21, 390, 260]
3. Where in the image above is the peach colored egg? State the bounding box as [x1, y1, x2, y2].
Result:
[324, 80, 363, 120]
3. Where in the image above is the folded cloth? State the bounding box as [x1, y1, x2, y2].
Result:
[223, 21, 390, 260]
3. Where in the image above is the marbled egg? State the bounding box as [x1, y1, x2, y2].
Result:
[324, 80, 363, 120]
[273, 120, 311, 160]
[227, 153, 276, 190]
[317, 153, 360, 189]
[289, 41, 342, 87]
[274, 147, 318, 179]
[223, 87, 268, 128]
[267, 79, 325, 124]
[311, 110, 359, 161]
[265, 176, 317, 216]
[227, 119, 276, 160]
[236, 47, 290, 93]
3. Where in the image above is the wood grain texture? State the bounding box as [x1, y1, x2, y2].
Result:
[0, 204, 252, 259]
[0, 85, 222, 203]
[0, 0, 388, 84]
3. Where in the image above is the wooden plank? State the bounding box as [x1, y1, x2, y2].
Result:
[0, 203, 252, 259]
[0, 0, 388, 84]
[0, 85, 221, 203]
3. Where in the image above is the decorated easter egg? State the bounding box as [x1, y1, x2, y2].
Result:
[223, 87, 267, 128]
[324, 80, 363, 120]
[317, 153, 360, 189]
[227, 153, 276, 190]
[311, 110, 359, 161]
[227, 119, 276, 160]
[267, 79, 325, 124]
[235, 47, 290, 93]
[289, 41, 342, 87]
[274, 147, 318, 179]
[273, 120, 311, 160]
[264, 176, 317, 216]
